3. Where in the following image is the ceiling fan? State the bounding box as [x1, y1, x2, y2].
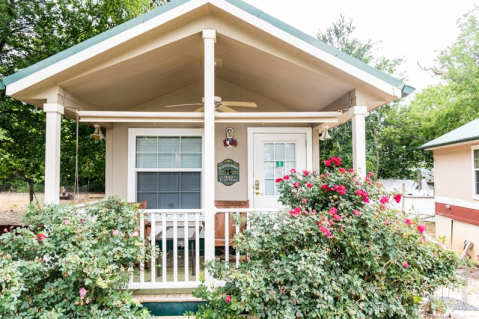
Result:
[164, 96, 257, 112]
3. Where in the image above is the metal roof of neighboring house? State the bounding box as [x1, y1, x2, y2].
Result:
[1, 0, 414, 97]
[421, 118, 479, 149]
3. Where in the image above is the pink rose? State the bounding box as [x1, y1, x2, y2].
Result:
[417, 224, 426, 234]
[368, 172, 374, 177]
[293, 182, 300, 188]
[321, 184, 331, 192]
[319, 225, 332, 239]
[380, 196, 389, 204]
[339, 168, 347, 173]
[363, 197, 370, 203]
[394, 194, 402, 203]
[349, 168, 355, 173]
[290, 169, 297, 174]
[289, 207, 301, 216]
[225, 295, 231, 303]
[64, 220, 71, 225]
[324, 160, 331, 167]
[275, 178, 283, 183]
[37, 233, 47, 241]
[333, 214, 341, 221]
[302, 198, 307, 204]
[306, 182, 313, 188]
[403, 261, 409, 268]
[112, 230, 120, 236]
[283, 175, 290, 180]
[329, 207, 337, 215]
[353, 210, 361, 216]
[404, 218, 413, 226]
[79, 287, 88, 300]
[385, 220, 391, 226]
[303, 170, 310, 176]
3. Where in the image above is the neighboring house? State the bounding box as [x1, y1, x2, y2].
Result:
[0, 0, 413, 312]
[421, 119, 479, 259]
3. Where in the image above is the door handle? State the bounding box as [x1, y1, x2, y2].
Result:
[254, 180, 262, 195]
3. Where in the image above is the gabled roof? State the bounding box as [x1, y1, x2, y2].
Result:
[421, 118, 479, 150]
[1, 0, 413, 98]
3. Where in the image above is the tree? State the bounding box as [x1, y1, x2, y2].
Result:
[0, 0, 169, 200]
[317, 15, 427, 179]
[411, 6, 479, 140]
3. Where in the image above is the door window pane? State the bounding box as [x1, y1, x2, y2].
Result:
[264, 142, 297, 196]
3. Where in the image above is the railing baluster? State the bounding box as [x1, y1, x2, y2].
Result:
[150, 212, 156, 283]
[140, 211, 145, 284]
[173, 212, 178, 283]
[195, 212, 200, 282]
[162, 212, 167, 283]
[225, 211, 229, 263]
[236, 212, 240, 268]
[184, 213, 189, 282]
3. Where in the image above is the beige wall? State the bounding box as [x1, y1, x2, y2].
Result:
[434, 142, 479, 203]
[436, 216, 478, 258]
[106, 121, 311, 203]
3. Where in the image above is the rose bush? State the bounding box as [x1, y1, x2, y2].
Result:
[0, 196, 153, 318]
[193, 157, 462, 318]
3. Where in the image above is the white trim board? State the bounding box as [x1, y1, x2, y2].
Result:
[435, 196, 479, 211]
[472, 145, 479, 200]
[247, 127, 312, 208]
[127, 128, 205, 203]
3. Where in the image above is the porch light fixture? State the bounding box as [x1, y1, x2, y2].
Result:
[319, 126, 331, 141]
[91, 124, 105, 140]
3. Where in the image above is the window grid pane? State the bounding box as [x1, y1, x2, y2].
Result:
[136, 136, 202, 169]
[137, 172, 201, 209]
[474, 150, 479, 169]
[264, 142, 296, 196]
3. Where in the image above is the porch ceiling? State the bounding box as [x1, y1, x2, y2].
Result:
[59, 32, 354, 112]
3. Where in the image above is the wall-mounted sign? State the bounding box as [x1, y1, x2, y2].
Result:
[217, 158, 240, 186]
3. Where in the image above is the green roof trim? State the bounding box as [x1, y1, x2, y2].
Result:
[0, 80, 5, 91]
[420, 118, 479, 149]
[3, 0, 414, 97]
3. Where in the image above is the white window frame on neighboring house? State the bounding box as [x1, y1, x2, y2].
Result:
[127, 128, 205, 208]
[472, 145, 479, 200]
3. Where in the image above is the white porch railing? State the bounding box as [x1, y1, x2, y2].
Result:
[127, 208, 281, 290]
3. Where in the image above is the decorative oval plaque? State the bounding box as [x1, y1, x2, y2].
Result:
[217, 158, 240, 186]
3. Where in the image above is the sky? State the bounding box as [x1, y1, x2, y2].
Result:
[242, 0, 478, 93]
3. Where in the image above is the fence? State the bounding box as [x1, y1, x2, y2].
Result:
[390, 195, 435, 220]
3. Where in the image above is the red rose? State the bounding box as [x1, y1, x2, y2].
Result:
[394, 194, 402, 203]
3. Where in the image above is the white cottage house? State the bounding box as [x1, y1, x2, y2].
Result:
[0, 0, 413, 312]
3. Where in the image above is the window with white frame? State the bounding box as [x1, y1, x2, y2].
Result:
[134, 135, 202, 209]
[474, 147, 479, 197]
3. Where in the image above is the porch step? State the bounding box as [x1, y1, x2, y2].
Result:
[135, 293, 202, 303]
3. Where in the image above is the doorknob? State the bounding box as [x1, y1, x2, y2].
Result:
[254, 180, 263, 195]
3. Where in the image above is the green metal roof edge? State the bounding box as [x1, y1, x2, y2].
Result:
[420, 136, 479, 150]
[4, 0, 414, 97]
[3, 0, 191, 86]
[224, 0, 414, 96]
[0, 79, 5, 91]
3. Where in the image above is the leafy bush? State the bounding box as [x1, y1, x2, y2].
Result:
[0, 196, 153, 318]
[194, 158, 462, 318]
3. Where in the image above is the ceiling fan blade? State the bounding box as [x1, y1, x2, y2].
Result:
[194, 107, 205, 112]
[216, 105, 237, 112]
[222, 101, 257, 108]
[164, 103, 203, 108]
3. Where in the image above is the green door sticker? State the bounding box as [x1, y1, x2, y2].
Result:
[275, 161, 284, 167]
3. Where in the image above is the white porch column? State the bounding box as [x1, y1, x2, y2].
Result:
[44, 103, 64, 204]
[349, 106, 368, 177]
[312, 127, 320, 171]
[203, 29, 216, 285]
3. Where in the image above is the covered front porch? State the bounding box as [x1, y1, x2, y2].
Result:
[2, 0, 412, 295]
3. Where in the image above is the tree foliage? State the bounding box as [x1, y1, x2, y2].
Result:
[0, 0, 168, 196]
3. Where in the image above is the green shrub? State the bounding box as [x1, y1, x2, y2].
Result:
[0, 196, 153, 318]
[194, 157, 462, 318]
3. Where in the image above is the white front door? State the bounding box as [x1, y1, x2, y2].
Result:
[252, 133, 307, 208]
